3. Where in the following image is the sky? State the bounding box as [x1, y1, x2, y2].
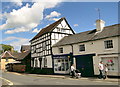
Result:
[0, 0, 118, 51]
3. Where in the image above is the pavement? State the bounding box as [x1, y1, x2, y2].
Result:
[5, 71, 119, 83]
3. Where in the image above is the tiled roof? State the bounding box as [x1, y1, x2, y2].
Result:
[1, 50, 30, 61]
[12, 50, 30, 60]
[20, 45, 30, 52]
[30, 17, 74, 41]
[53, 24, 120, 47]
[1, 51, 15, 58]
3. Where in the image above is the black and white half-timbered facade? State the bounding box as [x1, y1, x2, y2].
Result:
[30, 17, 75, 70]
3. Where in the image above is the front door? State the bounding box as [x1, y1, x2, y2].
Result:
[75, 54, 94, 77]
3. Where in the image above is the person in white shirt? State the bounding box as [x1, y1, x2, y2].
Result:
[98, 61, 104, 79]
[71, 64, 75, 78]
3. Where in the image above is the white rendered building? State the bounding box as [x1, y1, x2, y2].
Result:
[52, 19, 120, 76]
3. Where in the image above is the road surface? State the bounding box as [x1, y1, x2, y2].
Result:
[2, 72, 119, 86]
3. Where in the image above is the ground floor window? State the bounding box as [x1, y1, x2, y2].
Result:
[54, 59, 69, 71]
[101, 57, 118, 72]
[44, 58, 47, 67]
[35, 59, 38, 68]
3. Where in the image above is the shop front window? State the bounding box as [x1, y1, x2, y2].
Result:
[101, 57, 118, 72]
[54, 59, 69, 71]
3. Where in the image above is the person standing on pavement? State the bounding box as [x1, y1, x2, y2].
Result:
[71, 64, 75, 78]
[98, 61, 104, 79]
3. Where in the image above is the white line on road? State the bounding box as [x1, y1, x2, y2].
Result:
[0, 77, 14, 85]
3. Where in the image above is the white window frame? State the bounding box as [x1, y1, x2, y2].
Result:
[104, 40, 113, 49]
[79, 44, 85, 52]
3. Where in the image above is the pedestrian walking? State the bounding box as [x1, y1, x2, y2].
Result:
[98, 61, 104, 79]
[104, 64, 108, 79]
[71, 64, 75, 78]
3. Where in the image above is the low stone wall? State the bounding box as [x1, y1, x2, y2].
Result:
[30, 68, 54, 75]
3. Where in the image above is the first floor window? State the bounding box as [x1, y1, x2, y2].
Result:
[79, 44, 85, 51]
[59, 48, 63, 53]
[5, 58, 9, 62]
[35, 59, 38, 67]
[104, 40, 113, 49]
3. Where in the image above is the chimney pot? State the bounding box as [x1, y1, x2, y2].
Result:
[11, 48, 14, 54]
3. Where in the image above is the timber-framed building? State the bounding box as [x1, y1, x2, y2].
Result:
[30, 17, 75, 70]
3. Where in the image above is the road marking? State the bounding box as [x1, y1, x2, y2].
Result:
[0, 77, 13, 85]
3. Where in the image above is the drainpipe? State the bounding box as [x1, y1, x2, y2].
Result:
[70, 44, 76, 69]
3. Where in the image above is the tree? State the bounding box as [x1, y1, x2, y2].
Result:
[0, 44, 17, 54]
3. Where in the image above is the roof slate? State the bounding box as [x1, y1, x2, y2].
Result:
[1, 50, 30, 60]
[12, 50, 30, 60]
[1, 51, 15, 58]
[53, 24, 120, 47]
[20, 45, 30, 52]
[30, 17, 65, 41]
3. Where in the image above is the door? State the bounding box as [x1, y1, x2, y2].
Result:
[75, 54, 94, 77]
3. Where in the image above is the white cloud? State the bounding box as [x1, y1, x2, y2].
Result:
[2, 36, 30, 51]
[0, 14, 3, 20]
[32, 28, 40, 33]
[0, 1, 63, 34]
[94, 23, 96, 26]
[1, 3, 43, 31]
[51, 18, 60, 21]
[32, 0, 63, 9]
[5, 27, 28, 34]
[74, 24, 79, 27]
[9, 0, 23, 6]
[45, 11, 61, 19]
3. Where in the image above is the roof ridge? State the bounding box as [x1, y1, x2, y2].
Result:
[53, 23, 119, 47]
[68, 24, 120, 37]
[30, 17, 65, 41]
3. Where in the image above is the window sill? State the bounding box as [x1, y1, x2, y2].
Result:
[79, 51, 86, 53]
[104, 48, 114, 51]
[59, 53, 64, 54]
